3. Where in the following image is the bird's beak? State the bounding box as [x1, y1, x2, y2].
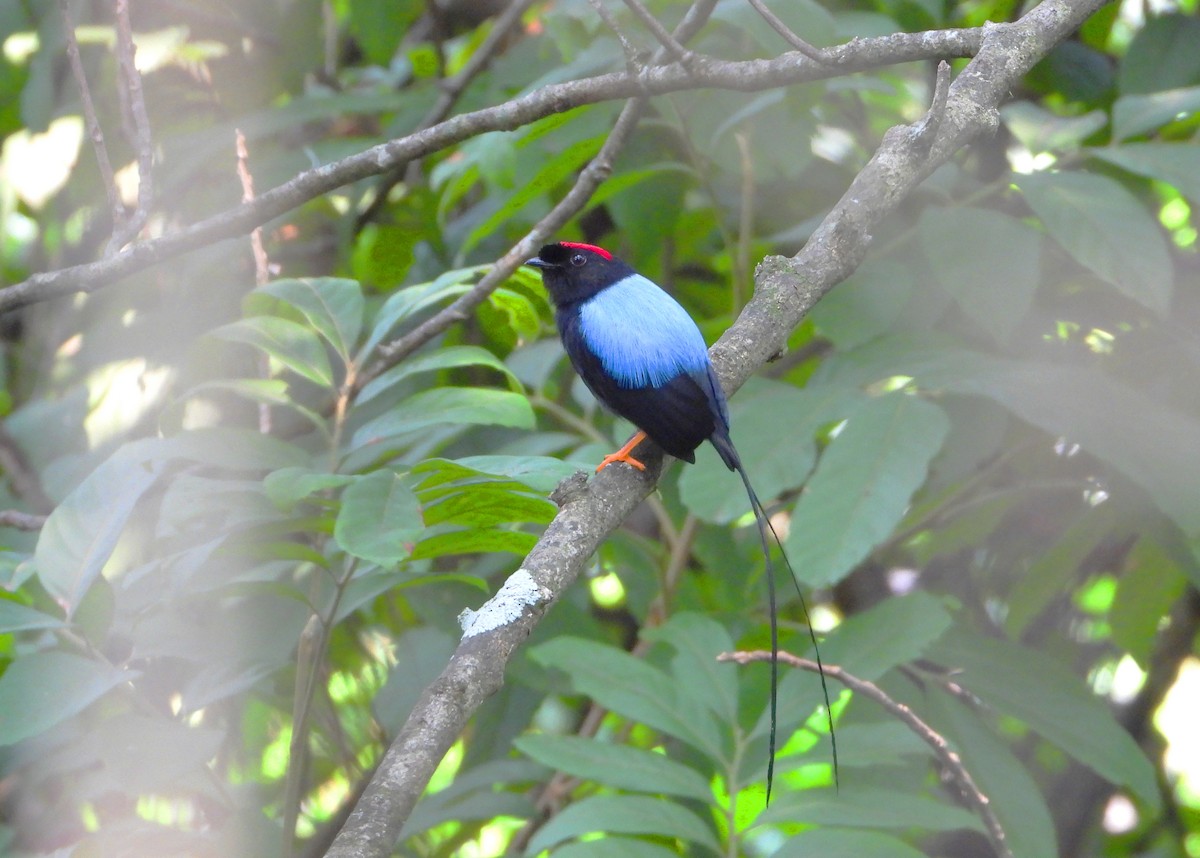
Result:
[525, 256, 548, 269]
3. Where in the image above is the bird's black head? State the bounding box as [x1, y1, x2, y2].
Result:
[526, 242, 634, 307]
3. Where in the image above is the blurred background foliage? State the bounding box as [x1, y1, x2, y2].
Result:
[1, 0, 1199, 856]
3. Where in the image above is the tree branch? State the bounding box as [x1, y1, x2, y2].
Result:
[1, 27, 981, 315]
[721, 649, 1013, 858]
[325, 2, 1106, 853]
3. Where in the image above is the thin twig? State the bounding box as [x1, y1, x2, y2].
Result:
[0, 425, 53, 514]
[745, 0, 828, 62]
[589, 0, 645, 74]
[109, 0, 155, 255]
[911, 59, 953, 153]
[355, 0, 539, 230]
[235, 130, 272, 286]
[720, 650, 1013, 858]
[0, 510, 48, 531]
[620, 0, 693, 66]
[58, 0, 123, 239]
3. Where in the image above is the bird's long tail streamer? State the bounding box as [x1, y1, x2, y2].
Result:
[731, 461, 839, 804]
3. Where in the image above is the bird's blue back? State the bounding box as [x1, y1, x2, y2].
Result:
[577, 273, 711, 389]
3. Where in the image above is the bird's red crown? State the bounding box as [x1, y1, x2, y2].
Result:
[559, 241, 612, 260]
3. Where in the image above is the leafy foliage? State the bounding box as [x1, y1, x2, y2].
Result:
[1, 1, 1198, 857]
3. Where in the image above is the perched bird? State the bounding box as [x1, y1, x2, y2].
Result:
[526, 240, 835, 801]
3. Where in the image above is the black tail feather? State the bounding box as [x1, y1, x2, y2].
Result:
[713, 431, 839, 803]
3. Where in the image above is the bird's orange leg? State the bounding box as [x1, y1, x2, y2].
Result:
[596, 431, 648, 473]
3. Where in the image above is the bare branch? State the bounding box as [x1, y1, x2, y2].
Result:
[322, 1, 1109, 854]
[721, 649, 1013, 858]
[746, 0, 828, 62]
[57, 0, 123, 240]
[590, 0, 646, 74]
[108, 0, 155, 254]
[2, 27, 982, 315]
[620, 0, 693, 66]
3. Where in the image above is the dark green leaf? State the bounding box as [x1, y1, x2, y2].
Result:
[549, 838, 682, 858]
[1091, 143, 1200, 204]
[1111, 86, 1200, 140]
[1018, 171, 1172, 316]
[36, 450, 162, 615]
[773, 828, 929, 858]
[531, 637, 724, 756]
[822, 592, 953, 681]
[919, 207, 1041, 343]
[680, 381, 863, 524]
[352, 388, 534, 449]
[1117, 14, 1200, 95]
[514, 734, 712, 800]
[263, 467, 355, 511]
[786, 394, 950, 587]
[926, 691, 1057, 858]
[525, 794, 718, 854]
[258, 277, 365, 362]
[643, 613, 738, 726]
[761, 785, 982, 831]
[334, 471, 423, 567]
[0, 651, 128, 745]
[929, 627, 1160, 810]
[356, 345, 522, 405]
[410, 528, 538, 559]
[0, 599, 64, 633]
[211, 316, 334, 387]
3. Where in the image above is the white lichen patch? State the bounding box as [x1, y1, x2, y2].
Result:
[458, 569, 550, 638]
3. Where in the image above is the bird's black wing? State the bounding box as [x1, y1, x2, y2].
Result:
[559, 311, 715, 462]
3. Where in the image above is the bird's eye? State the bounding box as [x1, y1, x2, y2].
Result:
[570, 254, 586, 267]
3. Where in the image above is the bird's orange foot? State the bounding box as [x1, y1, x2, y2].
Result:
[596, 431, 648, 473]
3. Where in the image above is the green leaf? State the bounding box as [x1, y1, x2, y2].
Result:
[1111, 538, 1188, 667]
[786, 394, 950, 587]
[351, 388, 534, 449]
[263, 467, 356, 511]
[525, 794, 719, 854]
[925, 691, 1057, 858]
[0, 651, 128, 745]
[358, 268, 485, 362]
[680, 381, 863, 524]
[919, 207, 1041, 343]
[1091, 143, 1200, 205]
[514, 734, 712, 800]
[1116, 14, 1200, 96]
[773, 828, 929, 858]
[410, 528, 537, 559]
[1018, 171, 1173, 316]
[334, 471, 423, 567]
[811, 257, 915, 349]
[827, 342, 1200, 537]
[422, 485, 555, 527]
[0, 600, 65, 633]
[531, 637, 723, 756]
[548, 838, 682, 858]
[822, 592, 953, 681]
[415, 455, 581, 493]
[1111, 86, 1200, 140]
[928, 626, 1160, 811]
[761, 785, 982, 831]
[999, 102, 1106, 153]
[36, 450, 163, 615]
[211, 316, 334, 387]
[357, 344, 522, 405]
[462, 134, 604, 256]
[643, 613, 738, 727]
[257, 277, 364, 362]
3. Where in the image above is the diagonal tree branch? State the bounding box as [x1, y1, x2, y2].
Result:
[1, 27, 982, 315]
[325, 1, 1108, 855]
